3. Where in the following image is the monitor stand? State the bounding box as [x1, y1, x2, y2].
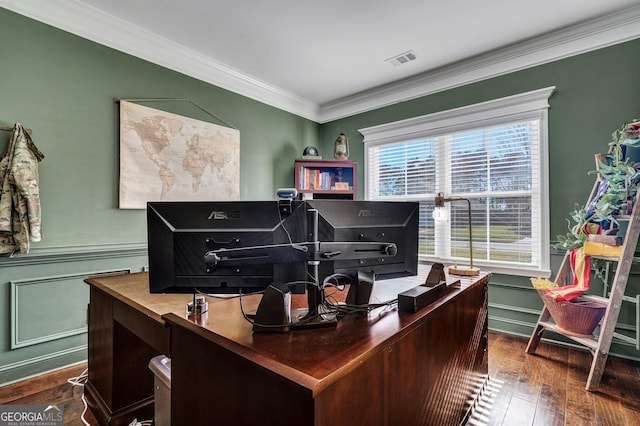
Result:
[291, 286, 338, 329]
[251, 264, 337, 331]
[290, 209, 339, 330]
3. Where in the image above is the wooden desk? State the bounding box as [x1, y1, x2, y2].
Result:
[86, 271, 489, 426]
[84, 273, 226, 425]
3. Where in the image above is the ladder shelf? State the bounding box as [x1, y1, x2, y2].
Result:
[526, 159, 640, 391]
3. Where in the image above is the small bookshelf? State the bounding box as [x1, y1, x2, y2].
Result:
[294, 159, 357, 200]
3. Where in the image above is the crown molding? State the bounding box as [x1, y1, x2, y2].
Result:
[359, 86, 555, 144]
[2, 1, 639, 124]
[0, 0, 320, 121]
[318, 4, 640, 123]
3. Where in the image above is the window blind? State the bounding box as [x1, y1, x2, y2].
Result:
[361, 87, 554, 276]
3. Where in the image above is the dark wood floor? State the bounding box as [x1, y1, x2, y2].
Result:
[471, 332, 640, 426]
[0, 331, 638, 425]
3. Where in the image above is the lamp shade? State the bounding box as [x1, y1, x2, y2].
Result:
[432, 206, 448, 222]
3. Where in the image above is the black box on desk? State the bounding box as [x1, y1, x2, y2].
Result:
[398, 281, 455, 313]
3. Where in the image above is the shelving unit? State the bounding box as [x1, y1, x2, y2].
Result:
[595, 263, 640, 351]
[526, 158, 640, 391]
[294, 159, 357, 200]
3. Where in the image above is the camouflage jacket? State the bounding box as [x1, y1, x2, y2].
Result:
[0, 124, 45, 255]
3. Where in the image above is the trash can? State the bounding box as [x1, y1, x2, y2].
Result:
[148, 355, 171, 426]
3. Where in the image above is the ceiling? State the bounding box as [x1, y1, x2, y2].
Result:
[2, 0, 640, 122]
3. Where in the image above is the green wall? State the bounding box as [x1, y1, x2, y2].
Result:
[0, 8, 318, 384]
[0, 9, 319, 248]
[1, 6, 639, 385]
[322, 39, 640, 237]
[322, 38, 640, 359]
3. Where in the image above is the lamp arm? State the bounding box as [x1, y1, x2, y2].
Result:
[434, 193, 473, 269]
[440, 196, 466, 203]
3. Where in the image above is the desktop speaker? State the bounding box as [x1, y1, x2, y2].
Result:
[398, 283, 449, 313]
[253, 283, 292, 333]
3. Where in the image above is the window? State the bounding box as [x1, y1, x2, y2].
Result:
[360, 87, 554, 276]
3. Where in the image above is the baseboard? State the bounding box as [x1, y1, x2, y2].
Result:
[0, 346, 87, 386]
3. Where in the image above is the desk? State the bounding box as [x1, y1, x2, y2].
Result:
[85, 270, 489, 426]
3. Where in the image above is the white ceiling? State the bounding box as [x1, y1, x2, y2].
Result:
[2, 0, 640, 122]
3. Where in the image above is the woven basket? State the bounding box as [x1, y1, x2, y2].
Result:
[537, 290, 607, 338]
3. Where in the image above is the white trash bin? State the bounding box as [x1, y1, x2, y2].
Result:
[148, 355, 171, 426]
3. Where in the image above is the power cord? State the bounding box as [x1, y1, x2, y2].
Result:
[128, 419, 153, 426]
[237, 281, 337, 329]
[66, 368, 88, 387]
[66, 369, 91, 426]
[196, 288, 267, 299]
[236, 276, 399, 329]
[67, 368, 153, 426]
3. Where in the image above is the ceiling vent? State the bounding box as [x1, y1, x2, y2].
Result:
[386, 51, 417, 67]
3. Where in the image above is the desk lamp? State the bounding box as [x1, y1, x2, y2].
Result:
[433, 192, 480, 276]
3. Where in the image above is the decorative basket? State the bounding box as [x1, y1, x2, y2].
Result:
[537, 290, 607, 338]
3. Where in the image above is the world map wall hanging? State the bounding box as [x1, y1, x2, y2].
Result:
[119, 100, 240, 209]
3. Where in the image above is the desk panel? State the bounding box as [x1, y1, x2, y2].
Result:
[164, 272, 489, 425]
[85, 273, 195, 426]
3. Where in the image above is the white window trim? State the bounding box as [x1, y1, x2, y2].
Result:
[359, 87, 555, 278]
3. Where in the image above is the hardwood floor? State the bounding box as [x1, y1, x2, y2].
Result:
[0, 364, 98, 425]
[471, 332, 640, 426]
[0, 331, 638, 425]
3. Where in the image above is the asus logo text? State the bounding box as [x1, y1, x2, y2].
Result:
[208, 210, 241, 220]
[358, 209, 380, 217]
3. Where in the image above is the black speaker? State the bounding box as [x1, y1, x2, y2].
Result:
[253, 283, 292, 333]
[398, 283, 448, 313]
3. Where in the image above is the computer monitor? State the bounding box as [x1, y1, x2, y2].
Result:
[146, 200, 419, 307]
[306, 199, 419, 281]
[147, 201, 308, 294]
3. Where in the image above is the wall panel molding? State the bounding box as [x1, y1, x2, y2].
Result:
[0, 242, 147, 267]
[489, 301, 540, 318]
[10, 269, 130, 349]
[0, 345, 87, 386]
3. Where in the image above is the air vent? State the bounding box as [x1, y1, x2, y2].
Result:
[386, 51, 417, 67]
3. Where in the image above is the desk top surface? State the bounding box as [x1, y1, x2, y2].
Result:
[86, 267, 489, 393]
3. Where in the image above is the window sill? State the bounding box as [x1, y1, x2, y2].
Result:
[419, 258, 551, 278]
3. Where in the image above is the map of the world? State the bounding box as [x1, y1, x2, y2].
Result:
[119, 101, 240, 209]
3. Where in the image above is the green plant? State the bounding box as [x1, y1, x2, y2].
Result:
[554, 120, 640, 251]
[610, 120, 640, 160]
[553, 204, 589, 251]
[587, 121, 640, 222]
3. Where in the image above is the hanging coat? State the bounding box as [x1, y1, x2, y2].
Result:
[0, 123, 45, 254]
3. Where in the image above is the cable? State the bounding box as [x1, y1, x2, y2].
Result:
[277, 207, 294, 245]
[68, 368, 154, 426]
[66, 368, 88, 386]
[322, 294, 398, 317]
[275, 198, 309, 252]
[235, 275, 399, 328]
[195, 288, 265, 299]
[128, 419, 153, 426]
[67, 369, 90, 426]
[237, 280, 337, 328]
[321, 273, 351, 291]
[80, 395, 90, 426]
